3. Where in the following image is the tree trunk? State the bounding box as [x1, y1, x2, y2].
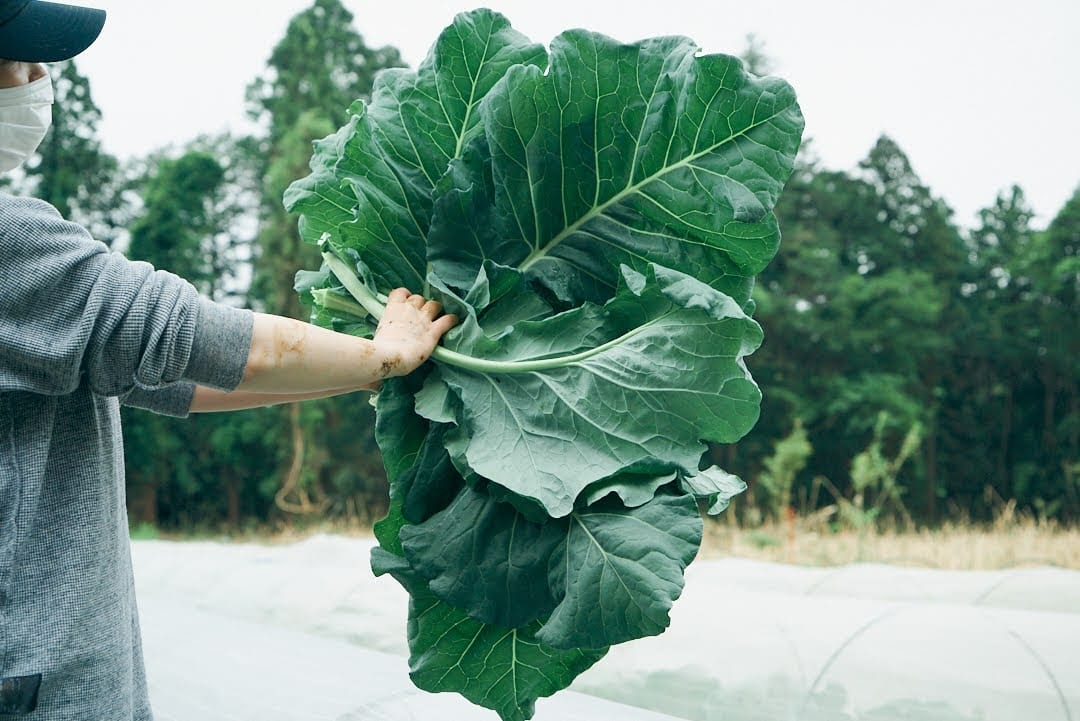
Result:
[1041, 367, 1057, 452]
[998, 383, 1013, 493]
[225, 477, 241, 529]
[924, 415, 937, 521]
[1070, 380, 1079, 462]
[275, 404, 307, 513]
[274, 404, 328, 515]
[129, 480, 158, 525]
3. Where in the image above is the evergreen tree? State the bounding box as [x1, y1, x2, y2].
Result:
[251, 110, 335, 317]
[241, 0, 406, 523]
[854, 136, 969, 517]
[1024, 188, 1080, 516]
[128, 152, 226, 289]
[123, 146, 280, 529]
[948, 186, 1038, 505]
[739, 33, 774, 76]
[245, 0, 404, 151]
[127, 135, 256, 303]
[745, 137, 968, 520]
[245, 0, 405, 318]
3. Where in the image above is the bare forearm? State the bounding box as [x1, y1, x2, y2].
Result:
[237, 313, 403, 394]
[232, 290, 456, 396]
[189, 385, 375, 413]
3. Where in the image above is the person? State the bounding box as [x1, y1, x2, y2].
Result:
[0, 1, 457, 718]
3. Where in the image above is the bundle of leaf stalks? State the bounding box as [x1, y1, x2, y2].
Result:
[288, 9, 803, 720]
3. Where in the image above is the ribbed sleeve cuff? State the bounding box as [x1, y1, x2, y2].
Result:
[122, 382, 197, 418]
[185, 299, 254, 392]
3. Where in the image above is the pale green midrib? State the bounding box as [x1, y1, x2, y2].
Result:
[510, 630, 520, 704]
[436, 314, 660, 373]
[452, 29, 494, 160]
[518, 102, 792, 272]
[322, 250, 672, 375]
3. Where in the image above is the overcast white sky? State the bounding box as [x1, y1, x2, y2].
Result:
[73, 0, 1080, 230]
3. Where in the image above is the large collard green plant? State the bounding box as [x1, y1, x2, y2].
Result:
[286, 9, 803, 720]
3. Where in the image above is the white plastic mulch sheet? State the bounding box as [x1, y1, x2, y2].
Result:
[132, 536, 1080, 721]
[140, 595, 675, 721]
[134, 537, 678, 721]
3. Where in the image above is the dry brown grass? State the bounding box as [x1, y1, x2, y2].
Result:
[170, 502, 1080, 571]
[702, 511, 1080, 570]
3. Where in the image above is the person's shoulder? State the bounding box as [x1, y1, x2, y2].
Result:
[0, 191, 99, 251]
[0, 191, 65, 230]
[0, 192, 108, 275]
[0, 191, 64, 214]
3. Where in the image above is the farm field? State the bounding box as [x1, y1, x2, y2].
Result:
[132, 531, 1080, 721]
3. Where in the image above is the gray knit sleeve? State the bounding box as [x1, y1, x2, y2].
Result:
[122, 382, 197, 418]
[120, 298, 255, 417]
[0, 194, 253, 400]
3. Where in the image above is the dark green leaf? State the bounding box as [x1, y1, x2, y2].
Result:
[429, 30, 803, 305]
[400, 485, 563, 628]
[399, 423, 465, 524]
[538, 490, 702, 649]
[407, 584, 607, 721]
[431, 264, 763, 517]
[374, 376, 429, 486]
[285, 9, 547, 293]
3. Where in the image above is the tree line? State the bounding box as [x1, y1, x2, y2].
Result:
[7, 0, 1077, 530]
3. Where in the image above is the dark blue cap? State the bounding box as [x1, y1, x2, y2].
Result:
[0, 0, 106, 62]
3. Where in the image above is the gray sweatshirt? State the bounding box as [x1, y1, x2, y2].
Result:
[0, 193, 254, 719]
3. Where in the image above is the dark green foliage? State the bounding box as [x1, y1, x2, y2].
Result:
[122, 145, 284, 527]
[245, 0, 404, 148]
[288, 10, 801, 717]
[128, 151, 228, 291]
[734, 141, 1079, 524]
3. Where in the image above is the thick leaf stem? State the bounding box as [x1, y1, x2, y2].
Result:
[322, 250, 651, 375]
[322, 252, 387, 321]
[311, 289, 371, 319]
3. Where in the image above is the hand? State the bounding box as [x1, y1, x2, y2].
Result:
[374, 288, 458, 377]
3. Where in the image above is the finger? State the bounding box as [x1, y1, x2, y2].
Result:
[422, 299, 443, 317]
[433, 314, 459, 334]
[388, 287, 410, 303]
[407, 294, 425, 309]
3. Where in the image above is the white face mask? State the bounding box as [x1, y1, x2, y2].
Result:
[0, 72, 54, 174]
